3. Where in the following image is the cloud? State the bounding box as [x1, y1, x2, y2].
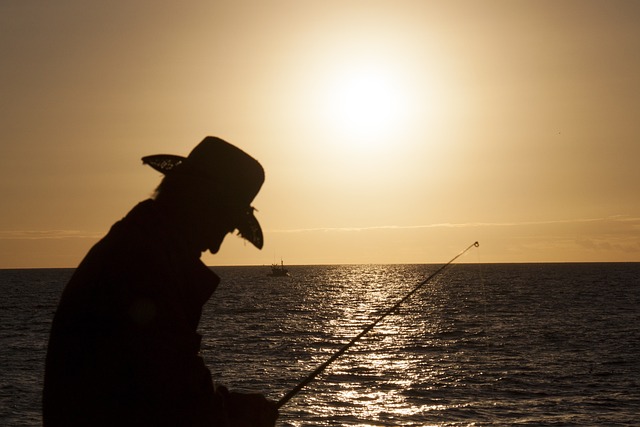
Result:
[267, 216, 640, 233]
[0, 230, 104, 240]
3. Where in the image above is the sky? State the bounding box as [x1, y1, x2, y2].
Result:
[1, 0, 639, 268]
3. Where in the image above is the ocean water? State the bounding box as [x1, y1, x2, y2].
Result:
[1, 263, 639, 426]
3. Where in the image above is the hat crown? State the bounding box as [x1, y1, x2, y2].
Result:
[183, 137, 264, 205]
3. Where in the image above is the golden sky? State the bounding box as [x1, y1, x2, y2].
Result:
[1, 1, 639, 268]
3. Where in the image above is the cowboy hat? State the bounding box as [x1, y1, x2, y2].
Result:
[142, 136, 264, 249]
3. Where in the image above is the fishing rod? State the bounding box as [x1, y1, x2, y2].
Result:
[276, 241, 480, 409]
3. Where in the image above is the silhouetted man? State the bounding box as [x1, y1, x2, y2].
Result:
[43, 137, 278, 427]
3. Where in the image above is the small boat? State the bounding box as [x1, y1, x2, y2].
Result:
[268, 259, 290, 277]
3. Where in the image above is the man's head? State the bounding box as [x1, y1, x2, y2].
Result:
[143, 136, 264, 253]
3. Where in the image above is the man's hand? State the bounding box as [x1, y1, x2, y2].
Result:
[226, 391, 279, 427]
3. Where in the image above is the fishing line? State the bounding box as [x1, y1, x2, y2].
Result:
[474, 245, 490, 348]
[276, 241, 480, 409]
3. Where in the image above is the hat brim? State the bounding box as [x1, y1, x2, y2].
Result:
[142, 155, 186, 173]
[237, 208, 263, 250]
[142, 154, 263, 249]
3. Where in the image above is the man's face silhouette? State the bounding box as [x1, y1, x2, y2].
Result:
[196, 203, 240, 254]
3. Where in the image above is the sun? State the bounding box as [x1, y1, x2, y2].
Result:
[321, 63, 413, 147]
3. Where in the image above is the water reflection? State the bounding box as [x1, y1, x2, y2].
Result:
[275, 264, 455, 425]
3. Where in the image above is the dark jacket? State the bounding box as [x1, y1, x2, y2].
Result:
[43, 200, 225, 426]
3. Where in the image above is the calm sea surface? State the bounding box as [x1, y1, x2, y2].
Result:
[1, 263, 639, 426]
